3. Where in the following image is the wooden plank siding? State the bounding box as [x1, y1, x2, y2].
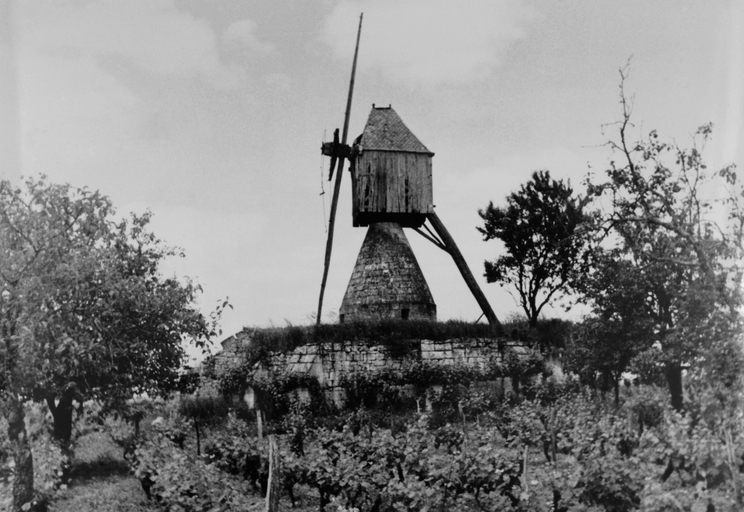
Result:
[352, 151, 433, 227]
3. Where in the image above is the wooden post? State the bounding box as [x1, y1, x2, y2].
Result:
[256, 409, 263, 441]
[194, 419, 201, 456]
[550, 407, 557, 464]
[427, 211, 502, 333]
[265, 435, 282, 512]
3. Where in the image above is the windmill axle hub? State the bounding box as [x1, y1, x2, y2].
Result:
[321, 141, 352, 159]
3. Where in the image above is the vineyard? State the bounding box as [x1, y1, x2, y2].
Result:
[3, 374, 742, 512]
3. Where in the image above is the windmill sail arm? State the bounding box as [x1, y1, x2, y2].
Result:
[316, 12, 363, 325]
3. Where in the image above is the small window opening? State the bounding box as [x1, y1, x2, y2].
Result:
[339, 314, 345, 324]
[401, 308, 410, 320]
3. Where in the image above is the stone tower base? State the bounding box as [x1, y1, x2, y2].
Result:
[339, 222, 436, 323]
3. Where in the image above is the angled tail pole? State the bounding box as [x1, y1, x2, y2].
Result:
[316, 13, 363, 325]
[427, 211, 501, 333]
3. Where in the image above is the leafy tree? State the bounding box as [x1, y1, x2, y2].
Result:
[585, 65, 744, 409]
[478, 170, 592, 327]
[565, 251, 654, 403]
[0, 177, 220, 510]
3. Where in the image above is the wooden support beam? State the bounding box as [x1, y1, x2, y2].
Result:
[412, 227, 447, 252]
[422, 222, 443, 246]
[427, 211, 502, 333]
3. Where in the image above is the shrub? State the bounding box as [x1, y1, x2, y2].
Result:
[247, 372, 327, 423]
[627, 348, 666, 386]
[132, 433, 255, 510]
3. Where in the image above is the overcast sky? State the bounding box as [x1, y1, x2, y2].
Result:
[2, 0, 743, 355]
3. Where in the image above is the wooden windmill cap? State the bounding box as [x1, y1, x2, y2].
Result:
[360, 105, 434, 155]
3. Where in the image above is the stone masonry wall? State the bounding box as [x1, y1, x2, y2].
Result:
[214, 329, 527, 396]
[213, 329, 252, 376]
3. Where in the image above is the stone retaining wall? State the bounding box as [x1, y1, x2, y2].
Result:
[214, 329, 528, 400]
[213, 329, 252, 376]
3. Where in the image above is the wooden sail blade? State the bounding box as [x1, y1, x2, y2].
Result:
[328, 155, 338, 182]
[328, 128, 340, 181]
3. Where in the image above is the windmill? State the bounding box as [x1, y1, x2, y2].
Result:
[317, 15, 501, 332]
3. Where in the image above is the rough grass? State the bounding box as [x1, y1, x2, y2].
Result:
[50, 431, 158, 512]
[242, 319, 504, 362]
[52, 476, 156, 512]
[234, 317, 575, 366]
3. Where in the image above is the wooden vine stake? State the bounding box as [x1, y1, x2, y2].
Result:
[256, 409, 264, 441]
[520, 446, 530, 503]
[550, 406, 557, 464]
[265, 434, 282, 512]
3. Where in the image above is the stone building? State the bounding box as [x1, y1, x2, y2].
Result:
[339, 222, 436, 323]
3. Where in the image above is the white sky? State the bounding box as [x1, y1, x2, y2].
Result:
[2, 0, 743, 353]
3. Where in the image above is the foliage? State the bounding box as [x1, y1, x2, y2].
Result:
[564, 313, 649, 403]
[627, 347, 666, 386]
[338, 360, 506, 424]
[478, 170, 593, 326]
[200, 355, 217, 380]
[0, 177, 223, 458]
[0, 176, 225, 511]
[341, 349, 546, 415]
[280, 417, 527, 511]
[502, 316, 575, 355]
[565, 245, 657, 399]
[94, 379, 744, 512]
[176, 368, 202, 396]
[131, 432, 255, 511]
[176, 394, 231, 455]
[201, 414, 263, 485]
[582, 65, 744, 408]
[177, 394, 229, 422]
[246, 372, 327, 423]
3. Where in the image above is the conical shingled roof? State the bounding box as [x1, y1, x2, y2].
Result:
[340, 222, 436, 323]
[360, 106, 434, 155]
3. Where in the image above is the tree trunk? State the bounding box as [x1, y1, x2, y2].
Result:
[47, 392, 74, 449]
[528, 300, 538, 328]
[665, 362, 684, 411]
[5, 396, 34, 512]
